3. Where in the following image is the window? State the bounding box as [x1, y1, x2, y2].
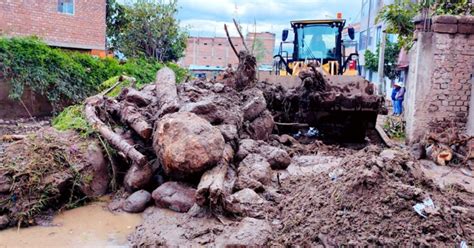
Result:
[58, 0, 74, 14]
[359, 30, 367, 50]
[296, 24, 338, 60]
[203, 42, 208, 45]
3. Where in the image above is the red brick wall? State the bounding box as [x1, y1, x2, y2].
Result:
[182, 32, 275, 68]
[0, 0, 106, 50]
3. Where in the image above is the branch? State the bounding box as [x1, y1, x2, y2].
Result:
[224, 24, 238, 57]
[233, 18, 249, 53]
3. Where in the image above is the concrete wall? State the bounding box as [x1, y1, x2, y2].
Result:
[405, 15, 474, 143]
[0, 0, 106, 51]
[0, 79, 52, 119]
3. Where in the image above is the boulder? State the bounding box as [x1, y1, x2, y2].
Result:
[241, 88, 267, 121]
[224, 188, 267, 218]
[80, 142, 110, 197]
[123, 190, 152, 213]
[246, 110, 274, 140]
[260, 145, 291, 170]
[152, 182, 196, 213]
[124, 163, 154, 192]
[235, 154, 272, 191]
[236, 139, 291, 170]
[153, 112, 225, 179]
[0, 173, 11, 193]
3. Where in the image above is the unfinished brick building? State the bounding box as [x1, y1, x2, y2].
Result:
[182, 32, 275, 67]
[0, 0, 106, 56]
[405, 15, 474, 143]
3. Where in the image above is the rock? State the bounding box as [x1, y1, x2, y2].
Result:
[180, 100, 221, 125]
[123, 190, 152, 213]
[235, 154, 272, 191]
[0, 215, 9, 229]
[236, 139, 291, 170]
[0, 173, 11, 193]
[153, 112, 225, 179]
[216, 217, 272, 247]
[152, 182, 196, 213]
[241, 88, 267, 121]
[260, 145, 291, 170]
[213, 83, 225, 93]
[217, 124, 238, 142]
[80, 142, 110, 197]
[246, 110, 274, 140]
[224, 188, 267, 218]
[124, 163, 154, 192]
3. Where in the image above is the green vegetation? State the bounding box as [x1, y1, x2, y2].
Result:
[110, 0, 188, 61]
[364, 39, 401, 80]
[377, 0, 473, 49]
[52, 105, 92, 136]
[383, 116, 406, 140]
[0, 37, 189, 110]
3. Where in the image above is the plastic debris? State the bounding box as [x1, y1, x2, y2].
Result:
[293, 131, 302, 138]
[306, 127, 319, 138]
[413, 198, 435, 218]
[460, 240, 468, 248]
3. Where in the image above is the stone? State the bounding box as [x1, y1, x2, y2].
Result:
[380, 149, 401, 160]
[216, 217, 272, 247]
[212, 83, 225, 93]
[260, 145, 291, 170]
[217, 124, 238, 142]
[124, 163, 154, 192]
[235, 154, 272, 191]
[432, 15, 458, 24]
[80, 142, 110, 197]
[152, 182, 196, 213]
[224, 188, 267, 218]
[0, 215, 9, 229]
[246, 110, 275, 140]
[241, 88, 267, 121]
[123, 190, 152, 213]
[236, 139, 291, 170]
[432, 23, 458, 34]
[153, 112, 225, 179]
[0, 173, 11, 193]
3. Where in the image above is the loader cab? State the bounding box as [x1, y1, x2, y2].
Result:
[274, 19, 359, 76]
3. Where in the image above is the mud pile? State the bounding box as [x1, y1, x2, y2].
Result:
[0, 128, 109, 228]
[270, 146, 474, 246]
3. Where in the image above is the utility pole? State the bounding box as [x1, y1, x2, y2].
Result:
[377, 26, 386, 96]
[365, 0, 372, 49]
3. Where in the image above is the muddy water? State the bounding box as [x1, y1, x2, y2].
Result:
[0, 202, 142, 248]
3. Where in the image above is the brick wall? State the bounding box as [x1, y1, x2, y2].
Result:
[405, 15, 474, 143]
[182, 32, 275, 67]
[0, 0, 106, 51]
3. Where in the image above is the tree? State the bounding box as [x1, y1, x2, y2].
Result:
[251, 37, 267, 63]
[116, 0, 187, 62]
[377, 0, 473, 49]
[106, 0, 128, 50]
[364, 39, 401, 80]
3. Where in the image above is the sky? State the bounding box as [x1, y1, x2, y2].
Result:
[176, 0, 363, 39]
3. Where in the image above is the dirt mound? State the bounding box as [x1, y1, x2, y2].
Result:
[270, 146, 474, 246]
[0, 128, 109, 228]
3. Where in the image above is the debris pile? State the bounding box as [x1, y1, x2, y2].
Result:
[418, 122, 473, 168]
[0, 128, 109, 227]
[270, 146, 474, 246]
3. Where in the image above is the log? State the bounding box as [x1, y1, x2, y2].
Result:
[120, 87, 153, 107]
[428, 144, 453, 166]
[155, 67, 180, 116]
[196, 144, 234, 207]
[84, 95, 148, 167]
[1, 134, 26, 142]
[119, 103, 153, 140]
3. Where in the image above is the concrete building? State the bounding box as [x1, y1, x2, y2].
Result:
[182, 32, 275, 68]
[0, 0, 106, 56]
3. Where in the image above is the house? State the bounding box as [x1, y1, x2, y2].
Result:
[0, 0, 106, 57]
[181, 32, 276, 68]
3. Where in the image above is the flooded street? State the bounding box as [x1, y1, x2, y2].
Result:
[0, 202, 142, 248]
